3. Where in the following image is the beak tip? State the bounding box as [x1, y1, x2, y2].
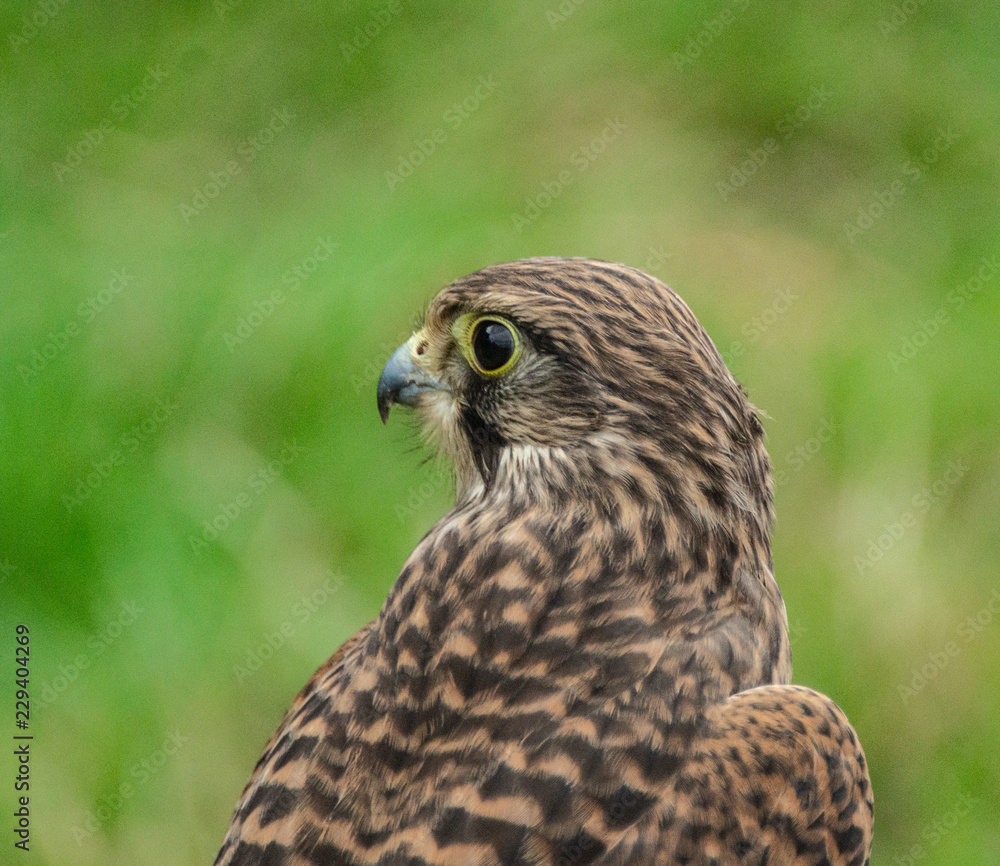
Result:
[376, 337, 445, 424]
[376, 388, 391, 425]
[376, 341, 413, 425]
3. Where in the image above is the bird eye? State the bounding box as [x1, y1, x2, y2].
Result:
[469, 317, 519, 375]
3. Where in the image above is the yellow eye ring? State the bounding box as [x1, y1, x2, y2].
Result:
[453, 314, 522, 376]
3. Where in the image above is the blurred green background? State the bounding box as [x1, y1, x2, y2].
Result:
[2, 0, 998, 862]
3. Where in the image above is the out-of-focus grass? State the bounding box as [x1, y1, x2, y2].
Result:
[1, 1, 997, 862]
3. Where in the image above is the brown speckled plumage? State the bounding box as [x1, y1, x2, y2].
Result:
[215, 258, 872, 865]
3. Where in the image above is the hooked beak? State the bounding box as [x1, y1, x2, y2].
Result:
[376, 336, 449, 424]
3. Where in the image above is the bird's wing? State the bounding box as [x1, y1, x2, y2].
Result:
[215, 636, 871, 865]
[432, 681, 873, 865]
[403, 682, 872, 866]
[646, 684, 874, 865]
[213, 619, 375, 866]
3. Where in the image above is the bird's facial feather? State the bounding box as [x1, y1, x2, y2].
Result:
[408, 295, 605, 483]
[391, 257, 770, 537]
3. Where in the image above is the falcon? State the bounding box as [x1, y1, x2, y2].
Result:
[215, 258, 873, 865]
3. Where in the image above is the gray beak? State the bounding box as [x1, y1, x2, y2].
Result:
[376, 338, 448, 424]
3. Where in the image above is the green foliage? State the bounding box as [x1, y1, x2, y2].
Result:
[1, 0, 997, 861]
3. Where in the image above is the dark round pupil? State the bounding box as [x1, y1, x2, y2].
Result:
[473, 321, 514, 371]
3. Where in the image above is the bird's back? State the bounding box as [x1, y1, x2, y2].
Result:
[215, 502, 872, 866]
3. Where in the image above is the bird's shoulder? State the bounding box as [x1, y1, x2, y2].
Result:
[214, 619, 376, 864]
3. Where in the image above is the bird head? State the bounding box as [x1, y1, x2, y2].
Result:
[378, 257, 772, 543]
